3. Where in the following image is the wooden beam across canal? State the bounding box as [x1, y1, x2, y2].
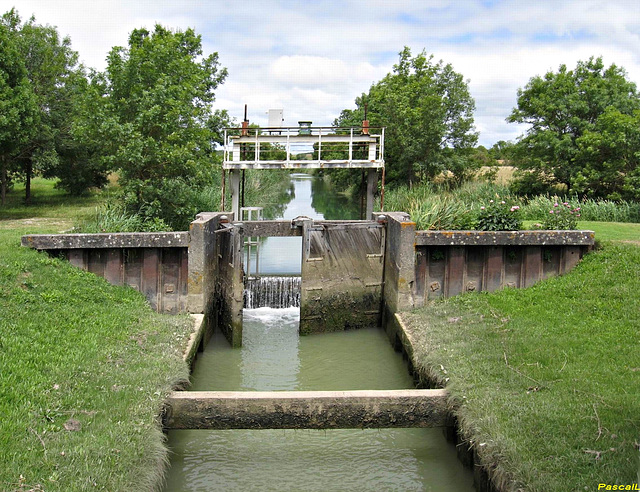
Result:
[163, 389, 450, 430]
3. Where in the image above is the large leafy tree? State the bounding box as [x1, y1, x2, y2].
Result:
[1, 9, 92, 202]
[574, 107, 640, 200]
[508, 57, 640, 197]
[103, 25, 228, 229]
[333, 47, 478, 189]
[0, 15, 38, 204]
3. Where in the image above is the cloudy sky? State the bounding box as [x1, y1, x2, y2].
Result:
[4, 0, 640, 147]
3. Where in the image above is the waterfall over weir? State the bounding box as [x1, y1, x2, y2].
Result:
[244, 276, 301, 309]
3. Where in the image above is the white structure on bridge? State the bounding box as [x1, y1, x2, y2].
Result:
[222, 124, 385, 218]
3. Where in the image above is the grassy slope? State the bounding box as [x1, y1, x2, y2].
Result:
[0, 226, 193, 491]
[402, 242, 640, 491]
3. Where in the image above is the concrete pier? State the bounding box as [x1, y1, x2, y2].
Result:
[163, 389, 449, 430]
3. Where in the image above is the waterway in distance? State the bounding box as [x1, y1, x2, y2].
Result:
[163, 174, 475, 491]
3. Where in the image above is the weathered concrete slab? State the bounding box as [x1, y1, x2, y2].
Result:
[183, 314, 205, 368]
[164, 389, 449, 430]
[22, 232, 188, 249]
[382, 213, 417, 312]
[240, 220, 303, 237]
[415, 230, 595, 246]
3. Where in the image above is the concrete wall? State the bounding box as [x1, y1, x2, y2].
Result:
[164, 389, 449, 430]
[212, 222, 244, 348]
[22, 232, 189, 313]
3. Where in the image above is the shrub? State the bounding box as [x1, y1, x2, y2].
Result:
[520, 195, 640, 223]
[540, 201, 580, 230]
[476, 199, 522, 231]
[76, 201, 171, 232]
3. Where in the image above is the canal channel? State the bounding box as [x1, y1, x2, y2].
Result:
[163, 174, 475, 491]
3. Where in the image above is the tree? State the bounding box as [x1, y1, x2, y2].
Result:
[333, 47, 478, 189]
[0, 9, 94, 202]
[0, 15, 38, 204]
[103, 25, 228, 229]
[42, 70, 111, 195]
[508, 57, 640, 197]
[574, 107, 640, 200]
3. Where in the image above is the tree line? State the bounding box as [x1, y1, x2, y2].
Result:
[2, 8, 639, 228]
[1, 9, 228, 229]
[332, 48, 640, 202]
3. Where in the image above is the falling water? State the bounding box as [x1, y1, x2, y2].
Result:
[244, 276, 301, 309]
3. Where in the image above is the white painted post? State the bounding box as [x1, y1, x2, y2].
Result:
[366, 169, 377, 218]
[368, 141, 377, 161]
[230, 170, 241, 220]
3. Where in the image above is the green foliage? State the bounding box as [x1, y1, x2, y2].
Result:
[384, 180, 640, 230]
[538, 201, 580, 230]
[0, 10, 39, 204]
[76, 201, 170, 233]
[382, 184, 477, 230]
[508, 57, 640, 198]
[574, 107, 640, 200]
[521, 195, 640, 223]
[476, 199, 522, 231]
[0, 9, 102, 202]
[103, 24, 228, 229]
[44, 72, 111, 195]
[334, 47, 478, 189]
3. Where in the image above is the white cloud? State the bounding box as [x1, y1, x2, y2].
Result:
[3, 0, 640, 147]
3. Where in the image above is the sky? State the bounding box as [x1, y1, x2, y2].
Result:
[3, 0, 640, 147]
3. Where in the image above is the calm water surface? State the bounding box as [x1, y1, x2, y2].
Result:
[163, 175, 475, 491]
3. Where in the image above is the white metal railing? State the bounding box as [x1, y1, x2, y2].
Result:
[222, 126, 385, 169]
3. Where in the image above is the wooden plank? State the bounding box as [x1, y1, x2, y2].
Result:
[426, 247, 446, 300]
[104, 249, 122, 285]
[161, 248, 180, 314]
[124, 249, 143, 291]
[240, 221, 303, 237]
[67, 249, 86, 269]
[464, 247, 484, 293]
[504, 247, 522, 288]
[445, 247, 465, 297]
[524, 246, 542, 288]
[484, 246, 503, 292]
[142, 248, 160, 311]
[561, 246, 582, 273]
[164, 389, 449, 430]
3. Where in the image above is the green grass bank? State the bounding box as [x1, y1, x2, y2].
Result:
[0, 225, 194, 491]
[401, 241, 640, 491]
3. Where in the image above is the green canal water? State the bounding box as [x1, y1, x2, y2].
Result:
[163, 174, 475, 491]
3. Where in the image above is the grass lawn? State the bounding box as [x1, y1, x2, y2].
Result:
[0, 178, 108, 222]
[401, 242, 640, 491]
[0, 224, 194, 491]
[521, 220, 640, 243]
